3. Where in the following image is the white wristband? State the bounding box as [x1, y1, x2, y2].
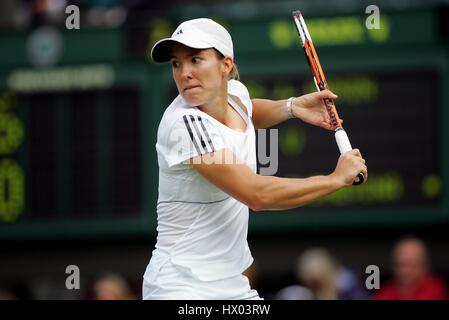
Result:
[286, 97, 294, 119]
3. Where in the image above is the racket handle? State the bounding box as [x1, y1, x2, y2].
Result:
[335, 128, 352, 153]
[334, 129, 365, 186]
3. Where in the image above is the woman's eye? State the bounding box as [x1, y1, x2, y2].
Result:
[171, 61, 179, 68]
[191, 57, 200, 63]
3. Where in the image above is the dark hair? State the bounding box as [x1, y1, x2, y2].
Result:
[213, 49, 240, 81]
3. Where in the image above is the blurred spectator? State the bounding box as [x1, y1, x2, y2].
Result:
[276, 248, 369, 300]
[29, 0, 67, 27]
[93, 272, 136, 300]
[0, 0, 29, 29]
[275, 284, 314, 300]
[0, 288, 17, 300]
[374, 236, 448, 300]
[0, 282, 32, 300]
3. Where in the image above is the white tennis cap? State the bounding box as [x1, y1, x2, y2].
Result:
[150, 18, 234, 63]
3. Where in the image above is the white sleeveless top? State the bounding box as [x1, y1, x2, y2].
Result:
[143, 80, 257, 283]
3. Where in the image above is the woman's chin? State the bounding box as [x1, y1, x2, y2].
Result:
[182, 96, 203, 107]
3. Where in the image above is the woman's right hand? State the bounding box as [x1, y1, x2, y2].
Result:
[331, 149, 368, 187]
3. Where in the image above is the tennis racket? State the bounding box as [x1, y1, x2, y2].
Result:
[292, 10, 364, 185]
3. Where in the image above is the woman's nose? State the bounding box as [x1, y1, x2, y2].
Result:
[180, 64, 193, 80]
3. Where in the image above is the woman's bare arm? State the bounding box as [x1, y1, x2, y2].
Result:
[191, 148, 367, 211]
[251, 90, 340, 129]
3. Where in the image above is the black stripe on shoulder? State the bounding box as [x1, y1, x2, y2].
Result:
[189, 115, 210, 153]
[197, 116, 216, 152]
[183, 115, 201, 154]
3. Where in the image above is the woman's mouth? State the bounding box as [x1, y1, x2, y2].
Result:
[183, 85, 200, 92]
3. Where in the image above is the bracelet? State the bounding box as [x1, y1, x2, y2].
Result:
[286, 97, 295, 118]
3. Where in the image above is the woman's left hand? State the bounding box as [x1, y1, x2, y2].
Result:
[291, 90, 342, 131]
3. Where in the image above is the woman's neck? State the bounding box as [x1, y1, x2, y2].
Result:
[197, 82, 228, 123]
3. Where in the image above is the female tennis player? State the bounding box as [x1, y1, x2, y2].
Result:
[143, 18, 367, 300]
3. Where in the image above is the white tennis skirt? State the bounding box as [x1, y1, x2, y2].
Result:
[142, 261, 261, 300]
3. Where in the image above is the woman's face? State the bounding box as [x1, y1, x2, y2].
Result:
[169, 43, 232, 106]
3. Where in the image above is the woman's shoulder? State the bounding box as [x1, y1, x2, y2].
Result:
[161, 95, 203, 124]
[228, 79, 253, 116]
[228, 79, 250, 100]
[158, 95, 209, 139]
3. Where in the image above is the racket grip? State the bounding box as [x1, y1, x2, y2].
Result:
[335, 128, 352, 153]
[334, 128, 365, 186]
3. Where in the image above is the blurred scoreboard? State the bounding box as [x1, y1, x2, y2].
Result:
[0, 63, 162, 239]
[247, 67, 445, 230]
[0, 8, 448, 239]
[231, 9, 449, 230]
[254, 70, 440, 205]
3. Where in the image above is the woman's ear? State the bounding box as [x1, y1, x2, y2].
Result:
[222, 56, 234, 77]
